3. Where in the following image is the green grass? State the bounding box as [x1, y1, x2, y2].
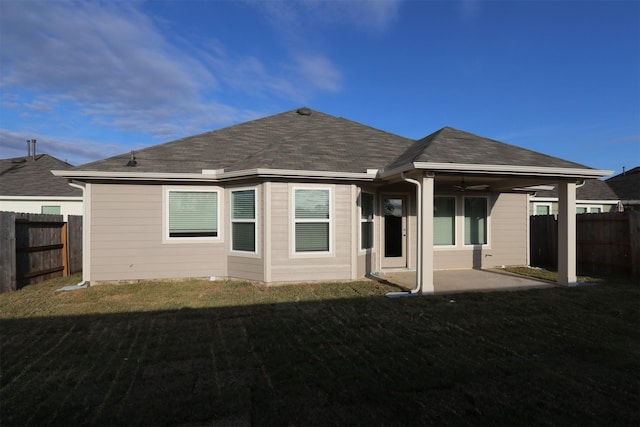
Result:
[1, 274, 639, 426]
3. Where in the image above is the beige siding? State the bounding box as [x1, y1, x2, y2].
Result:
[490, 192, 529, 267]
[89, 184, 225, 282]
[269, 182, 354, 283]
[227, 256, 263, 281]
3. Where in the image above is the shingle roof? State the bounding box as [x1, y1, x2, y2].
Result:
[387, 127, 591, 170]
[0, 154, 81, 197]
[77, 108, 414, 174]
[606, 166, 640, 201]
[534, 179, 619, 200]
[76, 109, 596, 175]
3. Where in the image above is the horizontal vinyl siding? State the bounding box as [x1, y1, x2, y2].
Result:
[89, 184, 224, 282]
[269, 182, 353, 283]
[489, 192, 528, 267]
[227, 256, 263, 281]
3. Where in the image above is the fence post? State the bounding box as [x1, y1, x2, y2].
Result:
[61, 222, 69, 276]
[0, 212, 17, 292]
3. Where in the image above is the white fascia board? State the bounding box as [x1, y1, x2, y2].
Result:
[0, 195, 82, 201]
[52, 168, 377, 182]
[52, 170, 219, 181]
[381, 163, 612, 179]
[530, 197, 620, 204]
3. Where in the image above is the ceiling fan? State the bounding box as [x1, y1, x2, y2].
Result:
[452, 177, 490, 192]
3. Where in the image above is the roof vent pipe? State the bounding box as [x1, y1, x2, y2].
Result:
[26, 140, 31, 157]
[31, 139, 36, 160]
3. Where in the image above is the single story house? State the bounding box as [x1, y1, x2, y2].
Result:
[606, 166, 640, 211]
[0, 153, 83, 220]
[54, 108, 610, 293]
[529, 179, 620, 215]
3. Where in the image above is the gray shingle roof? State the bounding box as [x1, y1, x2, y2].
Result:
[0, 154, 81, 197]
[387, 127, 591, 170]
[534, 179, 619, 200]
[78, 108, 414, 174]
[76, 109, 596, 175]
[606, 166, 640, 201]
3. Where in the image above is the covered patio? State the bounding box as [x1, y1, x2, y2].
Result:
[373, 268, 555, 295]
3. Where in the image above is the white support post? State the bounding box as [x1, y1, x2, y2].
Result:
[557, 181, 577, 286]
[420, 172, 435, 294]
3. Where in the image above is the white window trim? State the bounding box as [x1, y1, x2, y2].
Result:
[230, 187, 259, 256]
[434, 195, 457, 249]
[359, 190, 375, 253]
[163, 186, 222, 244]
[462, 195, 490, 248]
[577, 204, 603, 213]
[290, 185, 333, 257]
[533, 202, 553, 215]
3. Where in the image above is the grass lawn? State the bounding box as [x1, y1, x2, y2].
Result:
[1, 274, 639, 426]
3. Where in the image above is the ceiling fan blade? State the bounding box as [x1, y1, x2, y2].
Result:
[465, 184, 490, 190]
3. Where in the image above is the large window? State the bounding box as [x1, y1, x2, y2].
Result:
[231, 189, 256, 252]
[434, 196, 455, 246]
[464, 197, 488, 245]
[294, 188, 330, 252]
[360, 192, 374, 250]
[168, 190, 218, 238]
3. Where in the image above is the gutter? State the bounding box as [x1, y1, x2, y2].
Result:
[381, 162, 612, 180]
[385, 171, 422, 297]
[52, 168, 378, 183]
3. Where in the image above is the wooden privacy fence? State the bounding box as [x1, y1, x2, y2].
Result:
[530, 211, 640, 279]
[0, 212, 82, 293]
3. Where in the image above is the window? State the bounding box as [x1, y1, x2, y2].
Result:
[168, 190, 218, 238]
[231, 189, 256, 252]
[577, 205, 602, 214]
[294, 188, 330, 252]
[360, 192, 374, 250]
[534, 204, 551, 215]
[464, 197, 488, 245]
[41, 205, 61, 215]
[434, 197, 455, 246]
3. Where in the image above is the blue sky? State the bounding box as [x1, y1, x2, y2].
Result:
[1, 0, 638, 175]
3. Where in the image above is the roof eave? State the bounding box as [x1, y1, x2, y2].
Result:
[52, 168, 378, 182]
[380, 162, 613, 180]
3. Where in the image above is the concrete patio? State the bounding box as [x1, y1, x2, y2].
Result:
[372, 268, 556, 294]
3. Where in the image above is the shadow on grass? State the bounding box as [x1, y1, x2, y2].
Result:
[1, 281, 639, 426]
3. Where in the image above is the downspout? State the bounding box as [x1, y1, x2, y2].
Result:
[385, 172, 421, 297]
[68, 181, 90, 287]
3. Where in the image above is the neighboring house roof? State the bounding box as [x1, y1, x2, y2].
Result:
[387, 127, 590, 170]
[74, 108, 598, 177]
[0, 154, 81, 197]
[606, 166, 640, 202]
[533, 179, 619, 201]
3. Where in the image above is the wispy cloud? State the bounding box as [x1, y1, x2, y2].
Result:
[256, 0, 402, 34]
[0, 0, 351, 143]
